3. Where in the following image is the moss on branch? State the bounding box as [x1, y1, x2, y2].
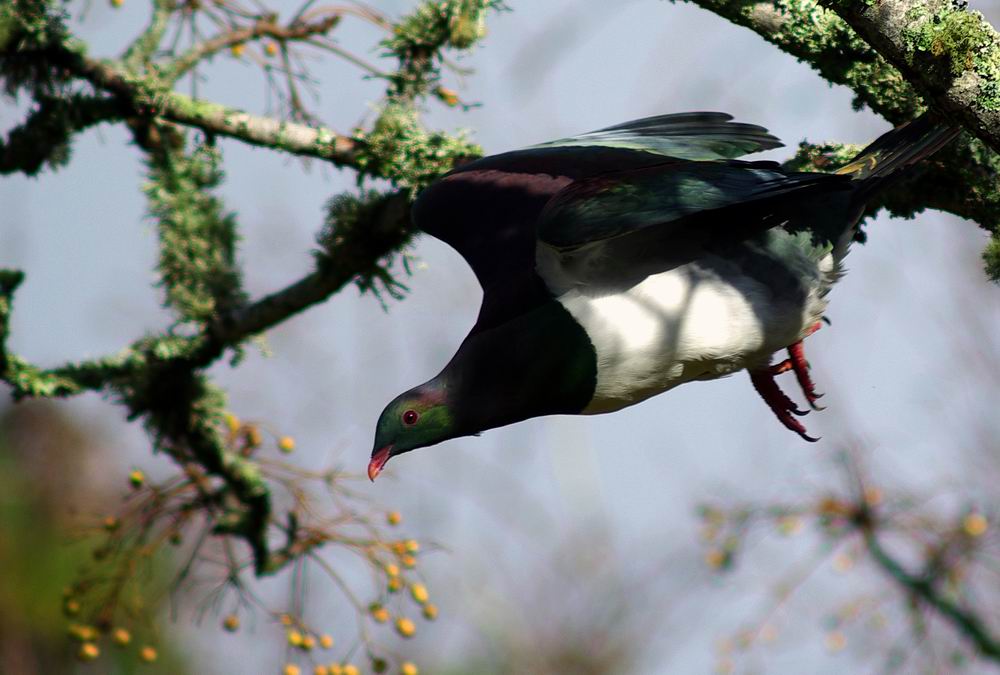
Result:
[681, 0, 1000, 280]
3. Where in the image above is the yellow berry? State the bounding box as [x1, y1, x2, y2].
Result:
[78, 642, 100, 661]
[401, 663, 419, 675]
[314, 666, 330, 675]
[342, 665, 359, 675]
[68, 624, 97, 641]
[279, 613, 293, 626]
[963, 513, 988, 537]
[319, 634, 334, 649]
[395, 617, 416, 638]
[223, 614, 240, 632]
[103, 515, 120, 531]
[287, 630, 303, 647]
[386, 511, 402, 526]
[387, 577, 403, 593]
[384, 563, 400, 577]
[265, 42, 279, 57]
[128, 469, 145, 488]
[225, 413, 241, 433]
[863, 486, 883, 506]
[371, 606, 390, 623]
[436, 86, 459, 106]
[777, 515, 804, 536]
[831, 553, 853, 573]
[139, 646, 158, 663]
[110, 0, 124, 7]
[409, 583, 428, 604]
[400, 555, 417, 569]
[64, 599, 81, 616]
[403, 539, 419, 554]
[244, 425, 262, 447]
[421, 603, 438, 621]
[112, 627, 131, 646]
[283, 665, 301, 675]
[328, 665, 343, 675]
[824, 631, 846, 652]
[278, 436, 296, 453]
[301, 635, 316, 650]
[231, 43, 246, 57]
[704, 549, 727, 569]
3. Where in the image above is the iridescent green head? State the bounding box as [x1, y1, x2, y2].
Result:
[369, 383, 457, 481]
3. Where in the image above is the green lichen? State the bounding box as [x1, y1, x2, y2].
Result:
[383, 0, 503, 100]
[783, 141, 864, 173]
[903, 6, 1000, 110]
[687, 0, 922, 119]
[316, 189, 414, 303]
[144, 139, 245, 323]
[356, 104, 481, 193]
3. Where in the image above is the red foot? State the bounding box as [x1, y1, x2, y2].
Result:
[749, 369, 819, 442]
[751, 322, 827, 442]
[787, 341, 824, 410]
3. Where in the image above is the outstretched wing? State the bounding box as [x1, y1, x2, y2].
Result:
[413, 112, 798, 294]
[531, 112, 783, 160]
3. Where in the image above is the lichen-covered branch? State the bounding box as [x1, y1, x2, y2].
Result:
[0, 0, 496, 580]
[682, 0, 1000, 280]
[824, 0, 1000, 155]
[67, 53, 365, 167]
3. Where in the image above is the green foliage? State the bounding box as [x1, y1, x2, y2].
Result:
[384, 0, 502, 99]
[684, 0, 922, 118]
[144, 139, 244, 323]
[317, 189, 414, 302]
[0, 0, 76, 98]
[902, 6, 1000, 110]
[358, 104, 481, 192]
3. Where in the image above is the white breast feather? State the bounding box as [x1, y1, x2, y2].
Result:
[557, 264, 828, 414]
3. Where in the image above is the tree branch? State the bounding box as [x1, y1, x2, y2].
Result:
[164, 14, 344, 83]
[823, 0, 1000, 155]
[862, 524, 1000, 660]
[683, 0, 1000, 281]
[63, 52, 363, 166]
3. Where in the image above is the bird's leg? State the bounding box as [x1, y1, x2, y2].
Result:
[787, 340, 825, 410]
[748, 369, 819, 442]
[751, 321, 826, 442]
[769, 321, 826, 406]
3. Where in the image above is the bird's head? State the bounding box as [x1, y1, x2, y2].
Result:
[369, 383, 457, 481]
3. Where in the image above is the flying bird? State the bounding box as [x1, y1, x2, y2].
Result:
[369, 111, 957, 480]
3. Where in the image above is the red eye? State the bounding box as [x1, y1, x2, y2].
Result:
[402, 410, 419, 426]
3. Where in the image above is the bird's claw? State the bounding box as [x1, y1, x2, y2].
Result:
[749, 367, 819, 442]
[750, 330, 828, 442]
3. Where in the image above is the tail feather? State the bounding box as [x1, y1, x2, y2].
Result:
[836, 113, 960, 187]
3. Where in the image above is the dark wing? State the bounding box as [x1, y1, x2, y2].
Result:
[532, 112, 783, 160]
[536, 161, 843, 251]
[413, 113, 791, 292]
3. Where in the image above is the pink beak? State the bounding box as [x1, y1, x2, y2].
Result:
[368, 445, 392, 482]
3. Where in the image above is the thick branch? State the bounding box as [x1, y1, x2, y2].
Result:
[683, 0, 921, 120]
[684, 0, 1000, 281]
[863, 526, 1000, 660]
[194, 191, 412, 366]
[65, 53, 362, 167]
[824, 0, 1000, 155]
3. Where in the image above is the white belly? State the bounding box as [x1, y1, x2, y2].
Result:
[555, 263, 827, 414]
